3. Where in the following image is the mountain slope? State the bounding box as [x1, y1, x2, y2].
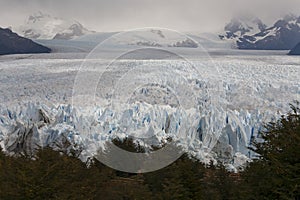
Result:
[53, 23, 93, 40]
[0, 27, 51, 55]
[219, 16, 267, 40]
[237, 15, 300, 50]
[16, 12, 94, 40]
[288, 42, 300, 55]
[74, 29, 198, 48]
[221, 15, 300, 50]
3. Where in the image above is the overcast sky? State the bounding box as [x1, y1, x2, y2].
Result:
[1, 0, 300, 32]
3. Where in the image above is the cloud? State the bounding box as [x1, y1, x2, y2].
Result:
[0, 0, 300, 32]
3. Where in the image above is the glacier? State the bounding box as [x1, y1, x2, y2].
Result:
[0, 101, 276, 171]
[0, 51, 299, 171]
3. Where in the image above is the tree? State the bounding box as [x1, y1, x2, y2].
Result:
[242, 102, 300, 199]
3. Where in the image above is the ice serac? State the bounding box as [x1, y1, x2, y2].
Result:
[0, 101, 278, 171]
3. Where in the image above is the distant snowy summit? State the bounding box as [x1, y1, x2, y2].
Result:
[15, 12, 95, 40]
[128, 29, 198, 48]
[0, 27, 51, 55]
[219, 16, 267, 41]
[75, 29, 198, 48]
[220, 14, 300, 50]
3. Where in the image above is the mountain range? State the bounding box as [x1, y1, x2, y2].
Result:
[13, 12, 199, 49]
[219, 16, 267, 41]
[75, 28, 199, 48]
[15, 12, 95, 40]
[220, 14, 300, 50]
[4, 12, 300, 54]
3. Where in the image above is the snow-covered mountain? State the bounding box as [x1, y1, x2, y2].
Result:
[75, 29, 198, 48]
[221, 14, 300, 50]
[124, 29, 198, 48]
[219, 16, 267, 40]
[237, 15, 300, 50]
[16, 12, 95, 40]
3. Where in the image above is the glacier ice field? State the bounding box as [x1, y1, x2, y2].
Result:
[0, 51, 299, 171]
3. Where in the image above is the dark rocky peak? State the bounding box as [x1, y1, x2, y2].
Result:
[0, 27, 51, 55]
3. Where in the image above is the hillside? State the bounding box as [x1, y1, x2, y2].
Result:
[0, 27, 51, 55]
